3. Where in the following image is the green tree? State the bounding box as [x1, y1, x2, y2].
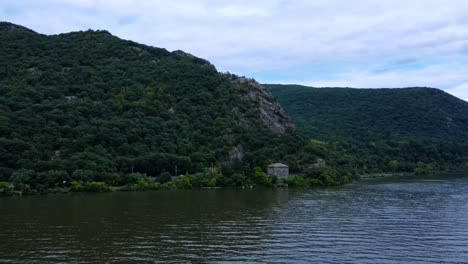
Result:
[71, 170, 95, 182]
[414, 163, 433, 176]
[159, 171, 172, 184]
[319, 168, 337, 186]
[389, 160, 399, 172]
[174, 174, 193, 189]
[10, 169, 35, 186]
[83, 181, 110, 192]
[253, 167, 272, 186]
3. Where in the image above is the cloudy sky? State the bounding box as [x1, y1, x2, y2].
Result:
[2, 0, 468, 100]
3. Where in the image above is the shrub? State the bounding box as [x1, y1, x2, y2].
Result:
[83, 181, 111, 192]
[70, 181, 83, 192]
[319, 168, 338, 186]
[414, 163, 433, 176]
[174, 175, 193, 189]
[161, 181, 175, 189]
[148, 181, 161, 190]
[253, 167, 272, 186]
[16, 183, 32, 194]
[0, 182, 14, 196]
[10, 169, 35, 186]
[231, 173, 248, 187]
[159, 172, 172, 184]
[37, 170, 70, 188]
[306, 178, 322, 186]
[103, 172, 122, 186]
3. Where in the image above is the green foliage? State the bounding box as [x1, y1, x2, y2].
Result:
[282, 176, 317, 187]
[266, 84, 468, 141]
[121, 177, 161, 191]
[82, 181, 111, 192]
[38, 170, 70, 188]
[70, 180, 110, 192]
[9, 169, 35, 186]
[0, 22, 303, 191]
[305, 140, 329, 159]
[6, 22, 464, 194]
[0, 181, 14, 196]
[205, 168, 227, 187]
[159, 172, 172, 184]
[71, 170, 95, 182]
[174, 174, 194, 189]
[15, 183, 32, 194]
[389, 160, 399, 172]
[267, 84, 468, 174]
[70, 181, 82, 192]
[253, 167, 273, 186]
[161, 181, 175, 189]
[414, 163, 434, 176]
[282, 176, 306, 187]
[319, 168, 337, 186]
[231, 173, 248, 187]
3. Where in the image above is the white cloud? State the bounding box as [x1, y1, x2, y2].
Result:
[2, 0, 468, 100]
[303, 63, 468, 88]
[215, 5, 270, 17]
[297, 63, 468, 101]
[446, 83, 468, 101]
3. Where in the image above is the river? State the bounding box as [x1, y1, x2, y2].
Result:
[1, 175, 468, 263]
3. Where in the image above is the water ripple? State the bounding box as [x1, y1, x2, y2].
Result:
[1, 177, 468, 263]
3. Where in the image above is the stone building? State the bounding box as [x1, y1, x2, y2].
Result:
[267, 163, 289, 179]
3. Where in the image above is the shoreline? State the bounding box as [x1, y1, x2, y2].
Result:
[3, 171, 467, 197]
[360, 172, 414, 179]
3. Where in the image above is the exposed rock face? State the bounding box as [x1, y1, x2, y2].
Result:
[229, 144, 245, 162]
[234, 77, 295, 134]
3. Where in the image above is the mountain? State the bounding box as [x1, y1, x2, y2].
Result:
[266, 84, 468, 172]
[1, 21, 465, 193]
[265, 84, 468, 141]
[0, 22, 300, 184]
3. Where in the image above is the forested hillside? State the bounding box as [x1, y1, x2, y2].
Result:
[1, 21, 465, 194]
[0, 22, 308, 190]
[266, 84, 468, 173]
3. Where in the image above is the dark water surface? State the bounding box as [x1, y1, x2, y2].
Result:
[1, 176, 468, 263]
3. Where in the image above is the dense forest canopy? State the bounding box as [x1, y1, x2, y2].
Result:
[0, 22, 305, 190]
[265, 84, 468, 141]
[266, 84, 468, 174]
[0, 22, 466, 194]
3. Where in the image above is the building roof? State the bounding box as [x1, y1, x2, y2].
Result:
[268, 163, 288, 168]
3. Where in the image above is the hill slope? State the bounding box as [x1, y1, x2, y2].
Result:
[266, 84, 468, 172]
[0, 22, 300, 183]
[265, 84, 468, 141]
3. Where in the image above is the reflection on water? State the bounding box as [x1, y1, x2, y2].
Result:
[1, 176, 468, 263]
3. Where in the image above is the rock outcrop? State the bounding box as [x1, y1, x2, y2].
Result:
[234, 77, 295, 134]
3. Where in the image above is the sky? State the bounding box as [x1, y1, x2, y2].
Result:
[1, 0, 468, 101]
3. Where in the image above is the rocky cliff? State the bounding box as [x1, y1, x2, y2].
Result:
[234, 77, 295, 133]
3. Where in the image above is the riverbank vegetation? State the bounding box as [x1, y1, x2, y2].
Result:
[0, 163, 361, 196]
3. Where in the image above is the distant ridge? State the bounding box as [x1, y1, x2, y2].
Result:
[265, 84, 468, 142]
[0, 21, 37, 34]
